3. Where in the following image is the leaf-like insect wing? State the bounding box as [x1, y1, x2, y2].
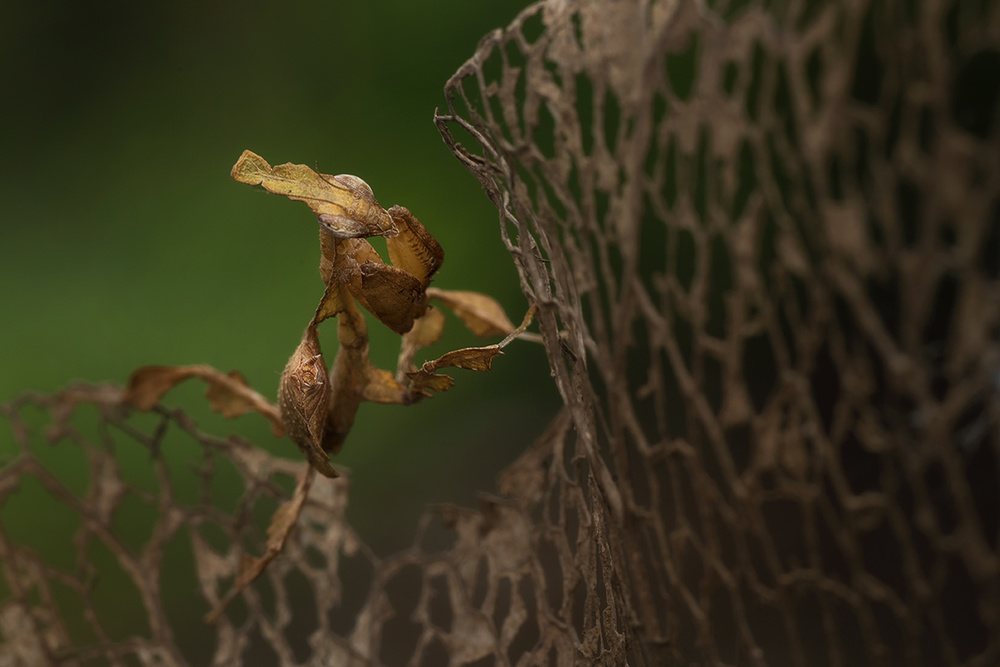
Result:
[357, 261, 427, 335]
[278, 327, 339, 478]
[427, 288, 516, 337]
[386, 205, 444, 288]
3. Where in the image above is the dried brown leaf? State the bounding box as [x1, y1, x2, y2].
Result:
[231, 150, 396, 239]
[278, 327, 338, 478]
[123, 364, 283, 436]
[427, 288, 516, 337]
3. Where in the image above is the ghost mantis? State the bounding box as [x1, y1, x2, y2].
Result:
[121, 151, 534, 620]
[230, 150, 535, 478]
[126, 151, 533, 477]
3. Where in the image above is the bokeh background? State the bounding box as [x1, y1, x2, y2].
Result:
[0, 0, 560, 558]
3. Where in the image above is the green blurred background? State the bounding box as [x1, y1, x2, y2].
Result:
[0, 0, 560, 557]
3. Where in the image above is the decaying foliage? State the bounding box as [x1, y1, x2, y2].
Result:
[2, 0, 1000, 665]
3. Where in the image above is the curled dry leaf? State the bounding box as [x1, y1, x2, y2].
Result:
[231, 150, 396, 239]
[427, 288, 517, 337]
[278, 327, 339, 479]
[123, 364, 283, 436]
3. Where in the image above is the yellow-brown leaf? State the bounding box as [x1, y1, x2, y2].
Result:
[231, 150, 396, 239]
[427, 288, 516, 337]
